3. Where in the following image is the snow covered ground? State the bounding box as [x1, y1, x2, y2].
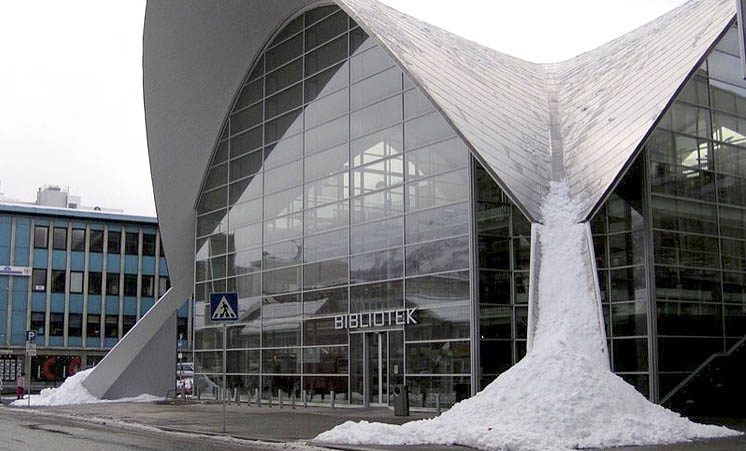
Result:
[315, 181, 740, 451]
[10, 368, 160, 407]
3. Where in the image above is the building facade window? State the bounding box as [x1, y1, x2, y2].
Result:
[123, 315, 136, 335]
[50, 313, 64, 336]
[106, 273, 120, 296]
[124, 274, 138, 296]
[32, 269, 47, 292]
[30, 312, 45, 336]
[68, 313, 83, 337]
[89, 229, 104, 253]
[88, 271, 102, 295]
[107, 230, 121, 254]
[158, 276, 170, 297]
[51, 270, 66, 293]
[87, 314, 101, 338]
[70, 271, 84, 294]
[143, 233, 156, 256]
[141, 275, 154, 297]
[33, 225, 48, 249]
[104, 315, 118, 338]
[125, 232, 139, 255]
[53, 227, 67, 250]
[71, 228, 86, 251]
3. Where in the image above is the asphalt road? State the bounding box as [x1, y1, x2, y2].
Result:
[0, 407, 313, 451]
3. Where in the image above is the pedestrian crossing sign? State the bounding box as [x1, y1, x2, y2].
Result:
[210, 292, 239, 322]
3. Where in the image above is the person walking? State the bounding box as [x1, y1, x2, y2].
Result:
[16, 372, 25, 400]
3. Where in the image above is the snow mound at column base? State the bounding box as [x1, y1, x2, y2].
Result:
[10, 368, 161, 407]
[315, 181, 740, 451]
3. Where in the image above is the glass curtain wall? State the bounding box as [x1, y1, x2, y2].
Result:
[474, 161, 532, 390]
[193, 5, 478, 407]
[591, 22, 746, 402]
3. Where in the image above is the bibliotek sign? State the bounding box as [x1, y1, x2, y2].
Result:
[334, 308, 417, 330]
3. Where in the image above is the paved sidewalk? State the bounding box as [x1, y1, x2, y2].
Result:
[8, 400, 746, 450]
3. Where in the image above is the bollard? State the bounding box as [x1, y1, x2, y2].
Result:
[268, 391, 273, 408]
[291, 393, 296, 409]
[196, 386, 201, 401]
[213, 386, 217, 400]
[234, 387, 240, 405]
[255, 388, 260, 407]
[302, 389, 308, 408]
[279, 389, 284, 409]
[436, 393, 441, 415]
[331, 391, 335, 409]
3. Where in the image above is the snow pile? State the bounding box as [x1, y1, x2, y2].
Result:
[11, 368, 160, 407]
[315, 181, 740, 450]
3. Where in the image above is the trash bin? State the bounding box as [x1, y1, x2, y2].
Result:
[392, 384, 409, 416]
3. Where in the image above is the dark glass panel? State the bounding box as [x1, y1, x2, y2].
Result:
[406, 169, 468, 212]
[304, 287, 348, 317]
[266, 59, 302, 96]
[304, 62, 348, 103]
[229, 173, 262, 205]
[198, 187, 227, 214]
[305, 10, 347, 50]
[265, 84, 302, 119]
[406, 202, 468, 244]
[71, 229, 85, 252]
[480, 340, 513, 377]
[234, 79, 263, 110]
[477, 236, 510, 270]
[658, 337, 723, 371]
[351, 280, 403, 312]
[303, 376, 348, 401]
[651, 196, 718, 236]
[350, 248, 403, 283]
[406, 376, 471, 408]
[196, 209, 227, 237]
[305, 5, 340, 26]
[194, 351, 223, 373]
[226, 350, 260, 373]
[271, 15, 303, 45]
[303, 258, 349, 289]
[349, 27, 374, 56]
[264, 109, 303, 144]
[611, 302, 648, 336]
[608, 232, 645, 267]
[230, 150, 263, 182]
[405, 341, 470, 375]
[305, 35, 347, 75]
[479, 305, 512, 339]
[261, 348, 300, 372]
[262, 375, 301, 397]
[350, 46, 395, 83]
[655, 266, 721, 303]
[718, 172, 746, 207]
[262, 266, 301, 295]
[723, 271, 746, 303]
[656, 301, 723, 336]
[724, 304, 746, 337]
[89, 229, 104, 253]
[303, 318, 347, 346]
[479, 270, 511, 305]
[230, 126, 262, 159]
[609, 266, 647, 302]
[52, 227, 66, 250]
[713, 142, 746, 177]
[230, 103, 262, 136]
[612, 338, 648, 372]
[266, 34, 302, 72]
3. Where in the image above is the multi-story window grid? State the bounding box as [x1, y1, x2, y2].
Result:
[193, 5, 528, 407]
[591, 23, 746, 402]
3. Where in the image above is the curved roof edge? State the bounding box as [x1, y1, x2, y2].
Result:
[553, 0, 735, 220]
[335, 0, 552, 222]
[144, 0, 315, 298]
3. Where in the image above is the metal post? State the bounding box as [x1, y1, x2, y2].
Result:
[222, 323, 226, 433]
[436, 393, 441, 415]
[331, 390, 335, 409]
[302, 389, 307, 408]
[279, 389, 283, 409]
[234, 387, 240, 405]
[268, 391, 272, 408]
[255, 388, 260, 407]
[291, 393, 296, 409]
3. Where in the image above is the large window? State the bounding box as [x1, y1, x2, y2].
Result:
[68, 313, 83, 337]
[51, 270, 65, 293]
[33, 226, 48, 249]
[125, 232, 139, 255]
[30, 312, 45, 336]
[106, 273, 120, 296]
[32, 269, 46, 292]
[53, 227, 67, 250]
[50, 313, 64, 336]
[71, 229, 86, 251]
[105, 315, 118, 338]
[88, 271, 102, 295]
[70, 271, 84, 294]
[107, 230, 121, 254]
[143, 233, 156, 256]
[87, 314, 101, 338]
[192, 5, 484, 406]
[124, 274, 138, 296]
[89, 229, 104, 253]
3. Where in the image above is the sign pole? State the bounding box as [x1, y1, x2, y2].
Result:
[222, 322, 227, 433]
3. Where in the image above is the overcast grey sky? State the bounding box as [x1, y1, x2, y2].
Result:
[0, 0, 688, 217]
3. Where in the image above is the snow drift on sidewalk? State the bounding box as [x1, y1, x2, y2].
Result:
[315, 181, 739, 451]
[10, 368, 160, 407]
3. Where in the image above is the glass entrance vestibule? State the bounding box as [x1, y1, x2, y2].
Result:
[350, 329, 403, 406]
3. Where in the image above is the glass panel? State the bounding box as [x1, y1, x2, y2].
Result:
[264, 213, 303, 243]
[230, 150, 263, 182]
[305, 10, 347, 50]
[304, 228, 349, 262]
[305, 88, 349, 129]
[406, 202, 469, 244]
[203, 164, 228, 191]
[264, 109, 303, 144]
[304, 201, 349, 235]
[350, 280, 403, 312]
[234, 79, 263, 110]
[306, 172, 349, 208]
[228, 247, 262, 276]
[351, 186, 404, 224]
[261, 348, 300, 372]
[350, 95, 402, 139]
[405, 341, 470, 375]
[305, 144, 349, 181]
[352, 156, 404, 196]
[265, 160, 302, 194]
[406, 170, 468, 212]
[304, 258, 349, 289]
[198, 187, 226, 214]
[229, 173, 262, 204]
[350, 66, 402, 110]
[266, 59, 302, 96]
[262, 293, 301, 321]
[302, 346, 348, 373]
[230, 126, 262, 158]
[262, 266, 301, 295]
[405, 111, 456, 150]
[405, 271, 470, 309]
[404, 88, 435, 119]
[263, 239, 303, 270]
[266, 34, 302, 72]
[264, 186, 303, 219]
[351, 124, 403, 167]
[264, 134, 303, 169]
[350, 248, 403, 283]
[305, 116, 348, 155]
[305, 35, 347, 75]
[406, 138, 469, 180]
[197, 209, 227, 237]
[229, 222, 261, 251]
[305, 62, 349, 103]
[230, 103, 262, 136]
[350, 46, 395, 83]
[351, 216, 403, 254]
[304, 287, 348, 317]
[407, 305, 470, 341]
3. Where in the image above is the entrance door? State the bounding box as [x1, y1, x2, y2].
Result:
[364, 331, 387, 405]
